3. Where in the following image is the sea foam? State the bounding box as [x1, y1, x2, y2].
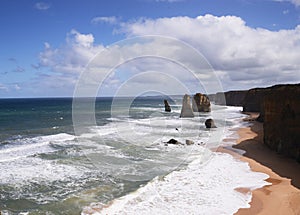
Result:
[82, 106, 270, 215]
[82, 152, 269, 215]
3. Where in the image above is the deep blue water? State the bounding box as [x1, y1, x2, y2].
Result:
[0, 97, 176, 142]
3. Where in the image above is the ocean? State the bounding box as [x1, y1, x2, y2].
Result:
[0, 97, 269, 215]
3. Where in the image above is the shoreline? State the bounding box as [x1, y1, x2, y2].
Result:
[219, 112, 300, 215]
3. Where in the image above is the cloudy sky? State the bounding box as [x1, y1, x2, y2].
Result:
[1, 0, 300, 97]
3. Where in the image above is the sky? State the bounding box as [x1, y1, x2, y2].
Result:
[1, 0, 300, 98]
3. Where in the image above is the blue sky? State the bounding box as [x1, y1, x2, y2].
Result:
[1, 0, 300, 97]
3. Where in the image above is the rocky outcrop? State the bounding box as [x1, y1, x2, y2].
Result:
[186, 140, 194, 145]
[205, 118, 217, 128]
[166, 139, 194, 146]
[167, 138, 181, 145]
[180, 94, 194, 118]
[262, 84, 300, 162]
[164, 99, 171, 112]
[192, 93, 211, 112]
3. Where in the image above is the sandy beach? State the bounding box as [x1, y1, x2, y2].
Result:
[220, 113, 300, 215]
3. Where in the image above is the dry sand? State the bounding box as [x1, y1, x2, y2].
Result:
[219, 113, 300, 215]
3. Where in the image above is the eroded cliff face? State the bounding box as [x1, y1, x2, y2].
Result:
[262, 84, 300, 162]
[242, 88, 267, 112]
[209, 91, 247, 106]
[192, 93, 211, 112]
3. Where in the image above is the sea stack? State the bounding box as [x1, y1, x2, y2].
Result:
[180, 94, 194, 118]
[205, 118, 217, 128]
[192, 93, 211, 112]
[164, 99, 171, 112]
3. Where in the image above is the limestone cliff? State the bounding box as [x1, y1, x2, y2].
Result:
[262, 84, 300, 162]
[210, 91, 247, 106]
[192, 93, 211, 112]
[242, 88, 267, 112]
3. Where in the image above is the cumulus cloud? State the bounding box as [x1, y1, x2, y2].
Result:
[38, 31, 215, 96]
[39, 29, 103, 74]
[35, 2, 51, 10]
[120, 14, 300, 90]
[91, 16, 119, 25]
[37, 14, 300, 96]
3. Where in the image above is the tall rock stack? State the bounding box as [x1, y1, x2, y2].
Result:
[180, 94, 194, 118]
[164, 99, 171, 112]
[192, 93, 211, 112]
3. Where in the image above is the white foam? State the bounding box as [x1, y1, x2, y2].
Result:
[82, 153, 269, 215]
[0, 156, 86, 185]
[82, 105, 270, 215]
[0, 133, 75, 162]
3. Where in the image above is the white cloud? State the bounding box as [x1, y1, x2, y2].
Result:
[38, 31, 217, 96]
[37, 15, 300, 96]
[0, 84, 8, 92]
[68, 29, 95, 48]
[35, 2, 51, 10]
[120, 14, 300, 90]
[39, 29, 103, 74]
[91, 16, 118, 25]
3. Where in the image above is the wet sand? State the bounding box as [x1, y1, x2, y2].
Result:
[220, 113, 300, 215]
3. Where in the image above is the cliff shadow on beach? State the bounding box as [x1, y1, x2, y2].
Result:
[233, 120, 300, 189]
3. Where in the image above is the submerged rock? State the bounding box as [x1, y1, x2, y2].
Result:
[167, 139, 181, 145]
[205, 119, 217, 128]
[192, 93, 211, 112]
[164, 99, 171, 112]
[185, 140, 194, 145]
[180, 94, 194, 118]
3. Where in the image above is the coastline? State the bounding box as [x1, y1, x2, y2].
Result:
[219, 113, 300, 215]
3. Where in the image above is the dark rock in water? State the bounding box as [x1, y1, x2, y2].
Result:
[185, 140, 194, 145]
[164, 99, 171, 112]
[167, 138, 181, 145]
[205, 118, 217, 128]
[180, 94, 194, 118]
[192, 93, 211, 112]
